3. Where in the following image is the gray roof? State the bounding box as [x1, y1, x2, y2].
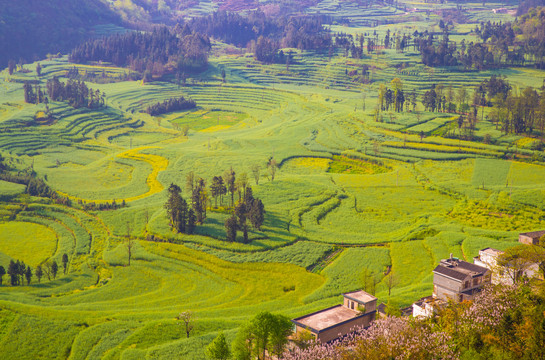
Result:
[433, 259, 488, 282]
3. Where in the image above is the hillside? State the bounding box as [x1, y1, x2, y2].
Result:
[1, 1, 545, 359]
[0, 0, 120, 69]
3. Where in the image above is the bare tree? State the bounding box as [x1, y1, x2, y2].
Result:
[267, 157, 278, 182]
[385, 271, 399, 298]
[251, 164, 261, 185]
[361, 268, 377, 295]
[176, 311, 195, 338]
[127, 222, 134, 266]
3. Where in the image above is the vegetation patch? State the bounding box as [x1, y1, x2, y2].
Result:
[0, 222, 57, 267]
[328, 156, 390, 175]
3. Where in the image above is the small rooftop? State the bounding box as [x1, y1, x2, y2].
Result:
[434, 258, 488, 281]
[293, 305, 361, 332]
[343, 290, 377, 304]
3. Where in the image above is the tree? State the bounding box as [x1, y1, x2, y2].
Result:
[206, 332, 230, 360]
[25, 266, 32, 285]
[248, 199, 265, 231]
[225, 215, 238, 242]
[8, 60, 16, 75]
[361, 268, 377, 295]
[126, 223, 134, 266]
[51, 260, 58, 279]
[176, 311, 194, 338]
[267, 157, 278, 182]
[35, 265, 43, 283]
[7, 260, 18, 286]
[0, 265, 5, 285]
[385, 271, 399, 298]
[192, 178, 207, 224]
[62, 253, 69, 274]
[232, 322, 253, 360]
[224, 168, 236, 208]
[36, 63, 42, 77]
[251, 164, 261, 185]
[210, 176, 224, 208]
[234, 311, 292, 360]
[186, 171, 195, 200]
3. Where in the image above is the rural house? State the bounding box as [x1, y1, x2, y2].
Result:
[474, 246, 539, 284]
[291, 290, 377, 343]
[432, 256, 491, 302]
[518, 230, 545, 245]
[413, 255, 490, 318]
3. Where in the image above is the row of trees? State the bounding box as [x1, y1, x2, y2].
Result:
[45, 77, 106, 109]
[0, 254, 68, 286]
[144, 96, 196, 116]
[69, 27, 210, 76]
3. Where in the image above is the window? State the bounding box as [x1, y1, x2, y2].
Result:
[473, 278, 479, 286]
[464, 281, 469, 288]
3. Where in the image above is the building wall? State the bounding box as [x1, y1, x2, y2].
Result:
[343, 297, 377, 312]
[519, 234, 538, 245]
[433, 273, 462, 293]
[316, 312, 375, 343]
[435, 285, 462, 302]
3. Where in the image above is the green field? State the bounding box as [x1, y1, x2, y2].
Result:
[1, 3, 545, 359]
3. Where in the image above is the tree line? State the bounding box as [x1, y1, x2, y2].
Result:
[0, 254, 69, 286]
[188, 11, 332, 63]
[69, 27, 210, 77]
[145, 96, 196, 116]
[416, 7, 545, 69]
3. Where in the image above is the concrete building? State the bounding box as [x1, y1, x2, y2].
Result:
[413, 256, 490, 318]
[519, 230, 545, 245]
[433, 256, 491, 302]
[292, 290, 377, 343]
[412, 296, 447, 319]
[474, 247, 538, 284]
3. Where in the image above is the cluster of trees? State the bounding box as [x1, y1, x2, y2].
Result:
[416, 7, 545, 69]
[144, 96, 196, 116]
[23, 82, 46, 105]
[45, 77, 106, 109]
[69, 27, 210, 76]
[1, 254, 68, 286]
[164, 183, 198, 235]
[335, 29, 411, 59]
[188, 11, 331, 63]
[224, 185, 265, 243]
[164, 167, 267, 243]
[377, 78, 415, 113]
[284, 282, 545, 359]
[206, 311, 291, 360]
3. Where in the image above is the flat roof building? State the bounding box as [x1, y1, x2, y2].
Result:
[292, 290, 377, 343]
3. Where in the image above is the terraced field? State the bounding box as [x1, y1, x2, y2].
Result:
[1, 7, 544, 358]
